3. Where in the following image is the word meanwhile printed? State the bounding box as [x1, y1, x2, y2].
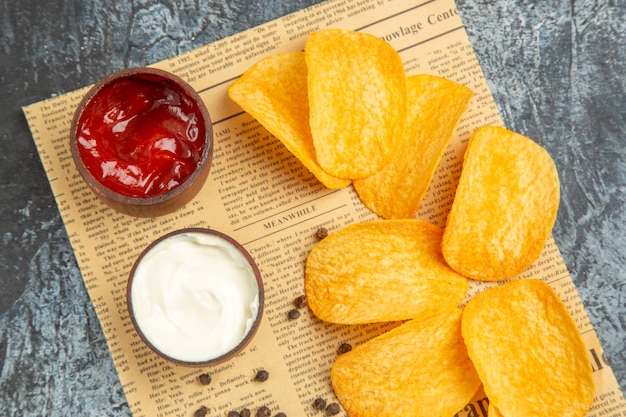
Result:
[263, 204, 319, 230]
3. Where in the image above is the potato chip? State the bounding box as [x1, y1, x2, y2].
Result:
[354, 74, 473, 219]
[331, 308, 481, 417]
[488, 404, 505, 417]
[441, 125, 560, 281]
[461, 279, 594, 417]
[305, 29, 407, 179]
[228, 51, 350, 189]
[304, 219, 468, 324]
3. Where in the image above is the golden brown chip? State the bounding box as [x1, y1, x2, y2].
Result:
[228, 51, 350, 189]
[304, 219, 468, 324]
[354, 74, 473, 219]
[305, 29, 407, 179]
[461, 279, 594, 417]
[441, 125, 560, 281]
[331, 309, 481, 417]
[488, 404, 505, 417]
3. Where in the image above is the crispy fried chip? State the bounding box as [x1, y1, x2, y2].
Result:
[331, 309, 481, 417]
[461, 279, 595, 417]
[305, 29, 407, 179]
[488, 404, 505, 417]
[304, 219, 468, 324]
[354, 74, 473, 219]
[441, 126, 560, 281]
[228, 51, 350, 189]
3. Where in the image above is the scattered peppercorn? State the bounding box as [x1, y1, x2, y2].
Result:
[274, 413, 286, 417]
[228, 411, 240, 417]
[287, 308, 301, 320]
[198, 373, 211, 385]
[326, 403, 341, 416]
[337, 343, 352, 354]
[194, 406, 209, 417]
[255, 369, 270, 382]
[240, 408, 252, 417]
[315, 227, 329, 240]
[257, 406, 272, 417]
[312, 398, 327, 410]
[293, 295, 307, 309]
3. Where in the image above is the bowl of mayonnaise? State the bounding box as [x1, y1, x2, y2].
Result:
[126, 228, 264, 366]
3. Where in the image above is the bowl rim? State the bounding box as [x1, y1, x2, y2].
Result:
[126, 227, 265, 367]
[69, 66, 214, 207]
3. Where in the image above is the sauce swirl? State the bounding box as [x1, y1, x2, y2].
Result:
[76, 76, 205, 197]
[130, 232, 261, 363]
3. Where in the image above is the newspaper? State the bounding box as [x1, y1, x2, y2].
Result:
[22, 0, 626, 416]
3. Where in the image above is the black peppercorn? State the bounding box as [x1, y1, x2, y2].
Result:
[315, 227, 329, 240]
[274, 413, 286, 417]
[326, 403, 341, 416]
[194, 406, 209, 417]
[257, 406, 272, 417]
[255, 369, 270, 382]
[240, 408, 252, 417]
[228, 411, 240, 417]
[293, 295, 307, 309]
[312, 397, 327, 410]
[287, 308, 301, 320]
[198, 373, 211, 385]
[337, 343, 352, 354]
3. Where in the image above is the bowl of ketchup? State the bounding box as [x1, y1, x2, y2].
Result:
[70, 67, 213, 217]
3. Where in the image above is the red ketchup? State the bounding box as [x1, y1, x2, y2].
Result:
[76, 76, 206, 198]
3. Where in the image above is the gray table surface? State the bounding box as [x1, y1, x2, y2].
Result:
[1, 0, 625, 415]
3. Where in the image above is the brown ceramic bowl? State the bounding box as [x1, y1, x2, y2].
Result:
[70, 67, 213, 217]
[126, 228, 264, 367]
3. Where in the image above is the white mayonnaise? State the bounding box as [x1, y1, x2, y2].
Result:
[130, 231, 260, 362]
